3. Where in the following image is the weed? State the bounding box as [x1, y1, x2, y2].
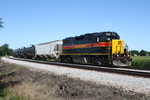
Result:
[9, 95, 28, 100]
[10, 96, 20, 100]
[0, 89, 7, 97]
[46, 59, 56, 62]
[122, 98, 127, 100]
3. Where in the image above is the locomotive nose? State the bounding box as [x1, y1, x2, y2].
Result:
[112, 40, 124, 54]
[111, 39, 132, 66]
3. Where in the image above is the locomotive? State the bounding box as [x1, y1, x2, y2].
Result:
[13, 32, 132, 66]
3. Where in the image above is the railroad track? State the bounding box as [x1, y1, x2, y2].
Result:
[8, 57, 150, 78]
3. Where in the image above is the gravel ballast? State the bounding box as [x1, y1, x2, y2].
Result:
[2, 57, 150, 95]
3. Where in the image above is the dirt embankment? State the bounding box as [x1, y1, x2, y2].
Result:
[0, 60, 149, 100]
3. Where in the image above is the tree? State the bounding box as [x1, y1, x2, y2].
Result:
[0, 43, 12, 56]
[139, 49, 148, 56]
[8, 49, 13, 55]
[130, 50, 139, 56]
[0, 18, 4, 29]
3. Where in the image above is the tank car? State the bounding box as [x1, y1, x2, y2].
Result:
[18, 48, 25, 58]
[13, 49, 19, 57]
[60, 32, 132, 66]
[24, 45, 35, 59]
[13, 46, 35, 59]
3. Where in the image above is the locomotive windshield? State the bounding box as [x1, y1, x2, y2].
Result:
[96, 32, 120, 42]
[105, 32, 119, 40]
[105, 36, 119, 41]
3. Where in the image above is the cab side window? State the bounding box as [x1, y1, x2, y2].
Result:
[96, 36, 101, 42]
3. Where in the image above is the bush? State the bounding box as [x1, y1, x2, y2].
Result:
[0, 44, 12, 56]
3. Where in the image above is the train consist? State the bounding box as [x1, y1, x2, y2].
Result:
[13, 32, 132, 66]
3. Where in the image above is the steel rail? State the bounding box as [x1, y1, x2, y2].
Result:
[8, 57, 150, 78]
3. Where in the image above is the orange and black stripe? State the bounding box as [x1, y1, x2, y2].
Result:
[61, 53, 109, 55]
[63, 42, 112, 49]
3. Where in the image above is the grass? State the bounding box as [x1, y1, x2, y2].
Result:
[0, 88, 7, 97]
[0, 86, 26, 100]
[131, 56, 150, 68]
[9, 94, 28, 100]
[9, 96, 21, 100]
[46, 59, 56, 62]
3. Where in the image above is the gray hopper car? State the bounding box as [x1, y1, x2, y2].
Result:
[35, 40, 62, 60]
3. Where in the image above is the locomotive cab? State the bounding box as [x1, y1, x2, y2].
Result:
[95, 32, 132, 66]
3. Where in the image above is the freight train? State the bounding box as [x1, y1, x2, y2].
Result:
[13, 32, 132, 66]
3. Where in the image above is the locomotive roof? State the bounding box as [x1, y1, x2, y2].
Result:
[64, 32, 118, 40]
[36, 40, 62, 45]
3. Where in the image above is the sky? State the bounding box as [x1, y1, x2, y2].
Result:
[0, 0, 150, 51]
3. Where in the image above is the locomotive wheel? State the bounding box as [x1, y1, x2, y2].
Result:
[112, 59, 132, 66]
[67, 56, 73, 63]
[57, 57, 62, 62]
[94, 57, 106, 65]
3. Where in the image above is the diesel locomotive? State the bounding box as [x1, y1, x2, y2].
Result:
[13, 32, 132, 66]
[60, 32, 131, 66]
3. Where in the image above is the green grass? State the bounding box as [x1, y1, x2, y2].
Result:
[131, 56, 150, 68]
[0, 89, 7, 97]
[0, 86, 24, 100]
[9, 95, 22, 100]
[46, 59, 56, 62]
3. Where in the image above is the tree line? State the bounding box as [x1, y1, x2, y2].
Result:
[130, 50, 150, 56]
[0, 44, 13, 56]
